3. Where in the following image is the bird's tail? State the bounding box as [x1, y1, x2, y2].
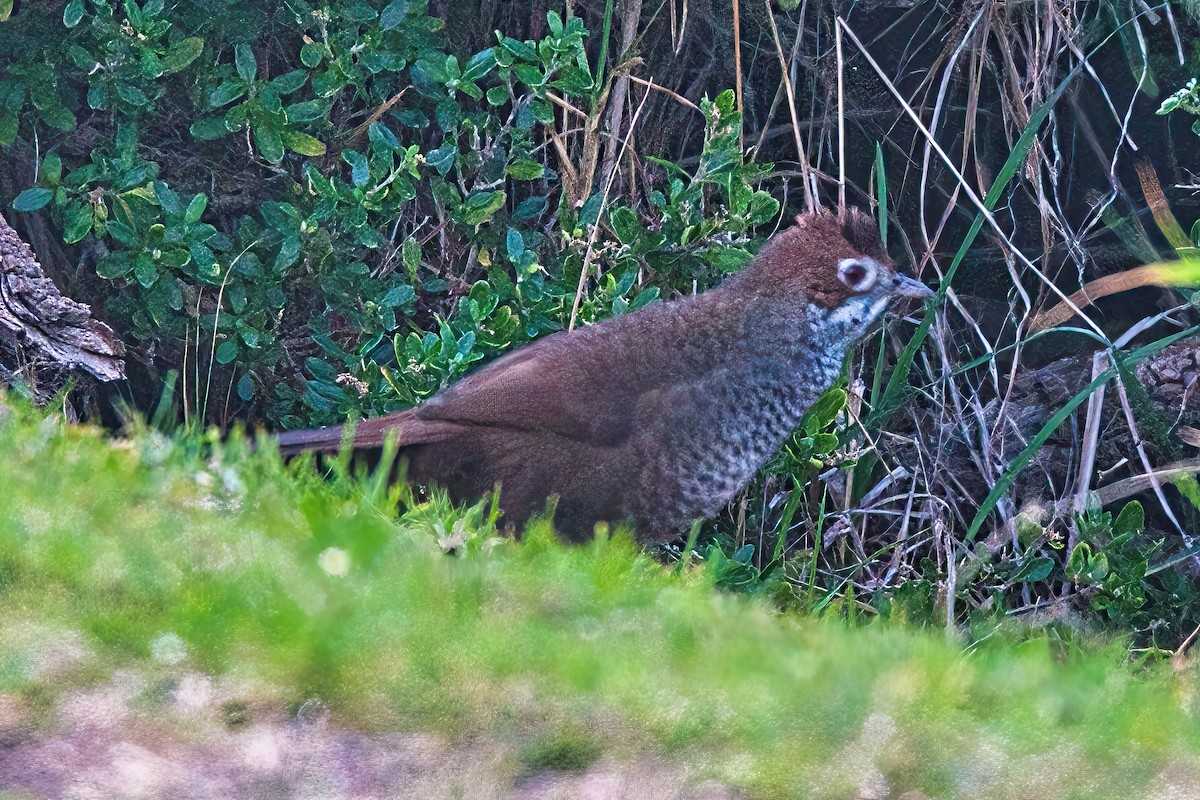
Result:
[275, 408, 456, 455]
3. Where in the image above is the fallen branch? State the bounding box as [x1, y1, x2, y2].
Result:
[0, 212, 125, 384]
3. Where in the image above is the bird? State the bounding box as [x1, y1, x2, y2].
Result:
[276, 208, 934, 543]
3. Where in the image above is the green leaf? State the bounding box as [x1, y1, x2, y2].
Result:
[106, 219, 138, 247]
[161, 37, 204, 74]
[801, 387, 847, 435]
[380, 0, 409, 30]
[714, 88, 736, 116]
[260, 201, 299, 232]
[39, 105, 76, 132]
[234, 43, 257, 85]
[609, 206, 640, 244]
[425, 143, 456, 175]
[274, 235, 301, 270]
[628, 286, 659, 312]
[0, 0, 12, 22]
[506, 227, 524, 261]
[184, 193, 207, 225]
[253, 122, 284, 163]
[153, 182, 184, 216]
[810, 433, 839, 453]
[286, 100, 327, 124]
[1173, 473, 1200, 510]
[1013, 556, 1054, 584]
[367, 122, 400, 151]
[42, 153, 61, 186]
[747, 191, 780, 226]
[1086, 551, 1110, 582]
[459, 190, 505, 225]
[189, 117, 228, 140]
[189, 241, 219, 279]
[279, 129, 326, 157]
[513, 196, 546, 223]
[505, 159, 544, 180]
[702, 246, 754, 273]
[63, 202, 92, 244]
[12, 187, 52, 212]
[0, 112, 17, 146]
[208, 82, 247, 108]
[63, 0, 84, 27]
[96, 253, 132, 279]
[486, 85, 508, 106]
[215, 340, 239, 364]
[115, 82, 149, 107]
[1066, 543, 1090, 581]
[1113, 500, 1144, 536]
[299, 42, 324, 68]
[133, 254, 158, 288]
[237, 373, 254, 401]
[513, 64, 544, 88]
[269, 70, 308, 95]
[382, 283, 416, 306]
[342, 150, 369, 187]
[402, 237, 421, 278]
[498, 36, 537, 62]
[462, 48, 496, 82]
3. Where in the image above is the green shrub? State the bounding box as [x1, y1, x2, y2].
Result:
[1, 0, 777, 429]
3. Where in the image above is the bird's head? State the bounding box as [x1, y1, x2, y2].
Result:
[733, 208, 934, 344]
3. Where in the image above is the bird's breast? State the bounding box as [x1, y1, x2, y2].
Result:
[632, 360, 835, 530]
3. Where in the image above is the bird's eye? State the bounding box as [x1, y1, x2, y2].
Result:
[838, 259, 877, 292]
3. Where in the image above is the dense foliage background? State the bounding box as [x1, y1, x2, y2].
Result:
[3, 0, 1200, 648]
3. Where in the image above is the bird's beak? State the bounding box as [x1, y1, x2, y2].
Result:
[891, 273, 936, 301]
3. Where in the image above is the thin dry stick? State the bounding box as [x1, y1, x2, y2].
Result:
[752, 0, 806, 157]
[765, 0, 816, 211]
[626, 75, 701, 112]
[201, 241, 260, 423]
[917, 7, 985, 262]
[1072, 351, 1108, 515]
[672, 0, 689, 56]
[567, 82, 653, 332]
[1112, 368, 1188, 540]
[943, 520, 956, 633]
[182, 323, 190, 427]
[732, 0, 743, 151]
[1174, 622, 1200, 659]
[545, 92, 589, 119]
[1080, 459, 1200, 510]
[835, 13, 845, 212]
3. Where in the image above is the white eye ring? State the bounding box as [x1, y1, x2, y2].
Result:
[838, 258, 878, 292]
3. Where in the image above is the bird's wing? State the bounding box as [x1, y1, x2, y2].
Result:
[275, 331, 640, 454]
[413, 325, 653, 447]
[278, 301, 712, 454]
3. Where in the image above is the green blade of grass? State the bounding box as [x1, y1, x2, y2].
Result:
[874, 141, 887, 248]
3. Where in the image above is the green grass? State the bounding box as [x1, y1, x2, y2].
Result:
[1, 398, 1199, 799]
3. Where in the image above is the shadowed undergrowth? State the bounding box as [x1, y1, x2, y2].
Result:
[2, 400, 1200, 799]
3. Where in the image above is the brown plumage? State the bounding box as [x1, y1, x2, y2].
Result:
[276, 209, 934, 542]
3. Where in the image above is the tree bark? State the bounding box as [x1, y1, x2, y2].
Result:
[0, 212, 125, 389]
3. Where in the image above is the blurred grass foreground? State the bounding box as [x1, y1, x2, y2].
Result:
[2, 399, 1200, 800]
